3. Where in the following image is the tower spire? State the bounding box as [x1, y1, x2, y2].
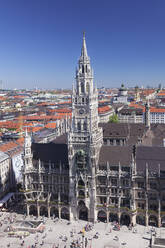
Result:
[81, 31, 88, 59]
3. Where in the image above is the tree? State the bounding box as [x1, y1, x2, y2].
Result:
[109, 114, 119, 123]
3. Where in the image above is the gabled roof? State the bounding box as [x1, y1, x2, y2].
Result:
[32, 143, 68, 167]
[136, 146, 165, 172]
[101, 123, 129, 138]
[99, 145, 132, 166]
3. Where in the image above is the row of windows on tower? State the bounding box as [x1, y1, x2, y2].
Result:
[74, 97, 88, 104]
[77, 122, 87, 131]
[78, 82, 90, 94]
[81, 64, 88, 74]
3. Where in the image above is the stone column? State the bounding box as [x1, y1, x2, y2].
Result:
[106, 210, 109, 223]
[158, 197, 161, 227]
[118, 212, 121, 224]
[145, 214, 148, 227]
[48, 206, 50, 218]
[27, 204, 29, 216]
[88, 166, 97, 223]
[59, 207, 61, 219]
[131, 213, 136, 226]
[37, 205, 40, 217]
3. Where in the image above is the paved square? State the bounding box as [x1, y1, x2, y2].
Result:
[0, 212, 165, 248]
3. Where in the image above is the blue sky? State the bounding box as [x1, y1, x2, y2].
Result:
[0, 0, 165, 89]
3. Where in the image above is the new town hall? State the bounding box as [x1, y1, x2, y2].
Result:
[23, 34, 165, 227]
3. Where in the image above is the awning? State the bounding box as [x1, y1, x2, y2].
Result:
[0, 192, 14, 206]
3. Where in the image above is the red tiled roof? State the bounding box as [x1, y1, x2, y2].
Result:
[45, 122, 56, 129]
[98, 106, 111, 113]
[150, 107, 165, 113]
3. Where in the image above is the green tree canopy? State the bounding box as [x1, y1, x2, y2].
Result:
[109, 114, 118, 123]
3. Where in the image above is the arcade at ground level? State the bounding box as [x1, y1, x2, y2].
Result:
[26, 204, 165, 227]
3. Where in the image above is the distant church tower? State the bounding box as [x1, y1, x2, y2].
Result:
[68, 33, 103, 222]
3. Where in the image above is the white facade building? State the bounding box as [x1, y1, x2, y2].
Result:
[0, 151, 10, 198]
[113, 84, 128, 104]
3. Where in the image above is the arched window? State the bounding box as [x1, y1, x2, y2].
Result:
[78, 122, 81, 131]
[83, 122, 87, 131]
[86, 82, 89, 93]
[79, 190, 85, 197]
[78, 179, 85, 187]
[81, 83, 84, 93]
[86, 65, 88, 73]
[82, 65, 84, 73]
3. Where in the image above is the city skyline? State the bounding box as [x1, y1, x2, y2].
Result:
[0, 0, 165, 89]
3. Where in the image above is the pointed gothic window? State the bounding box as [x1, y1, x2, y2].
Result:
[86, 65, 88, 72]
[83, 122, 87, 131]
[81, 83, 84, 93]
[82, 65, 84, 73]
[86, 82, 89, 93]
[78, 122, 81, 131]
[78, 179, 85, 187]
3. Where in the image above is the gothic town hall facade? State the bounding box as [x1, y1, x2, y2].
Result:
[23, 34, 165, 227]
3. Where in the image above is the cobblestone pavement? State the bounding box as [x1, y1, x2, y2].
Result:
[0, 212, 165, 248]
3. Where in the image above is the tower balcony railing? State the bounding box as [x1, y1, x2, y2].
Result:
[108, 171, 119, 177]
[97, 170, 107, 176]
[120, 172, 130, 177]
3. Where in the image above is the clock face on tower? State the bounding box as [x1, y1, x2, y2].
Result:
[79, 108, 85, 115]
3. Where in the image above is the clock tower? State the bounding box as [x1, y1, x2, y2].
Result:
[68, 33, 103, 222]
[23, 129, 33, 191]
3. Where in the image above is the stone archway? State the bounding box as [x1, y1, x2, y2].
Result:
[50, 207, 59, 218]
[79, 206, 88, 221]
[149, 215, 158, 227]
[120, 213, 131, 226]
[78, 179, 85, 187]
[40, 206, 48, 217]
[29, 205, 37, 216]
[98, 210, 107, 222]
[136, 215, 145, 226]
[61, 207, 69, 220]
[109, 213, 118, 223]
[161, 216, 165, 227]
[20, 205, 27, 215]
